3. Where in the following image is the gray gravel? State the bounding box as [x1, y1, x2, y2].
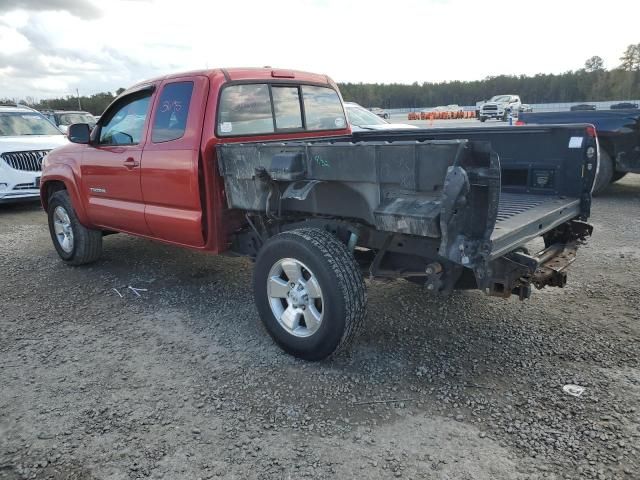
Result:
[1, 175, 639, 479]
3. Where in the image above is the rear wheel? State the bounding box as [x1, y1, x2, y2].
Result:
[253, 228, 366, 361]
[48, 190, 102, 265]
[592, 149, 614, 195]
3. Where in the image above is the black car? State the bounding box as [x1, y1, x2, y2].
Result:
[610, 102, 638, 110]
[570, 104, 596, 111]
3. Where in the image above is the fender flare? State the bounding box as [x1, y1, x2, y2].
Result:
[40, 165, 90, 227]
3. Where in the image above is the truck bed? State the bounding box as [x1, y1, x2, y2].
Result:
[217, 124, 596, 277]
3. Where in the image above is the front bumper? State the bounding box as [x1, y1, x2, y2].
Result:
[0, 162, 42, 203]
[480, 110, 505, 118]
[0, 191, 41, 203]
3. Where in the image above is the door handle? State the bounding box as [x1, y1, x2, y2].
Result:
[123, 157, 140, 169]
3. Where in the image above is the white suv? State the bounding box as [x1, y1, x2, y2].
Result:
[0, 105, 68, 203]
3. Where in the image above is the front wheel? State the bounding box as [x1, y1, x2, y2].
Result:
[253, 228, 367, 361]
[48, 190, 102, 265]
[479, 116, 487, 122]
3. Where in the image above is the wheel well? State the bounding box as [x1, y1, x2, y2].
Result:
[42, 181, 66, 210]
[598, 138, 615, 164]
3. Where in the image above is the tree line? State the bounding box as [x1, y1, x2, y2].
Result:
[2, 44, 639, 114]
[340, 44, 640, 108]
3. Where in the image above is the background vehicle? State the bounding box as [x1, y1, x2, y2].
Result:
[40, 68, 595, 361]
[345, 102, 417, 131]
[41, 110, 97, 134]
[570, 104, 596, 112]
[0, 105, 67, 203]
[369, 107, 390, 119]
[479, 95, 522, 122]
[445, 104, 463, 113]
[518, 109, 640, 194]
[610, 102, 638, 110]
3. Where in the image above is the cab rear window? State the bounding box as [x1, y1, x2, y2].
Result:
[217, 83, 345, 137]
[302, 85, 346, 131]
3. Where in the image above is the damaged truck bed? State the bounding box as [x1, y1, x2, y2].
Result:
[218, 124, 595, 300]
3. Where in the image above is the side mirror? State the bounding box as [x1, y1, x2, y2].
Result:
[68, 123, 91, 144]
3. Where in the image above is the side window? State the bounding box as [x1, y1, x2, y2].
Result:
[272, 86, 303, 130]
[218, 84, 274, 136]
[302, 86, 346, 131]
[151, 81, 194, 143]
[99, 94, 151, 145]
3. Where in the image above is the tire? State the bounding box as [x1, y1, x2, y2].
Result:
[592, 149, 614, 196]
[384, 113, 390, 119]
[48, 190, 102, 265]
[611, 171, 628, 183]
[253, 228, 367, 361]
[479, 116, 487, 123]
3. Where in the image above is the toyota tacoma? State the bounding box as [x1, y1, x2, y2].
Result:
[40, 68, 595, 360]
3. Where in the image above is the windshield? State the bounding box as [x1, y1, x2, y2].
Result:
[489, 95, 512, 103]
[0, 112, 62, 136]
[58, 113, 96, 126]
[345, 105, 388, 126]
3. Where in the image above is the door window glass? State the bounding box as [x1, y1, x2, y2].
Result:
[152, 81, 194, 143]
[99, 95, 151, 145]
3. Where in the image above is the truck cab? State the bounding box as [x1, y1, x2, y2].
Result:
[41, 68, 350, 250]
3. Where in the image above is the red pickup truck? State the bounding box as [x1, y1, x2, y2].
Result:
[41, 67, 595, 360]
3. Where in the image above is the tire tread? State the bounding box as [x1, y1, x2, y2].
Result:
[49, 190, 102, 265]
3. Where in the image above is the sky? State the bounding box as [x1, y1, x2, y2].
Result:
[0, 0, 638, 100]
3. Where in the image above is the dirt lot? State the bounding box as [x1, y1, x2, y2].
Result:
[1, 176, 639, 480]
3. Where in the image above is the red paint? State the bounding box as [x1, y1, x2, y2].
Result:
[41, 68, 351, 254]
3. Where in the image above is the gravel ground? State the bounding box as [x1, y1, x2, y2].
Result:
[1, 175, 639, 480]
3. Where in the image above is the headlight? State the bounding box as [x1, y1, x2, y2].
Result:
[41, 155, 49, 169]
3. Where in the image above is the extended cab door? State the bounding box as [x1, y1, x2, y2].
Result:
[82, 87, 154, 234]
[140, 77, 208, 246]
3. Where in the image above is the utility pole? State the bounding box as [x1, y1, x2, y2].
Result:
[76, 88, 82, 110]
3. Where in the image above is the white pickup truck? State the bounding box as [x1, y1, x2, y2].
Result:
[478, 95, 522, 122]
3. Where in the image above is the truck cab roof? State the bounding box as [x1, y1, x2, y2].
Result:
[125, 68, 334, 96]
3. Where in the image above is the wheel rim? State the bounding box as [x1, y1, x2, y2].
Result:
[53, 206, 74, 253]
[267, 258, 324, 338]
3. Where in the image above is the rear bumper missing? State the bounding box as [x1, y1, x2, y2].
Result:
[478, 220, 593, 300]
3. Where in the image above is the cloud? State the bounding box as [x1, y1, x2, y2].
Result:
[1, 0, 639, 101]
[0, 0, 101, 19]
